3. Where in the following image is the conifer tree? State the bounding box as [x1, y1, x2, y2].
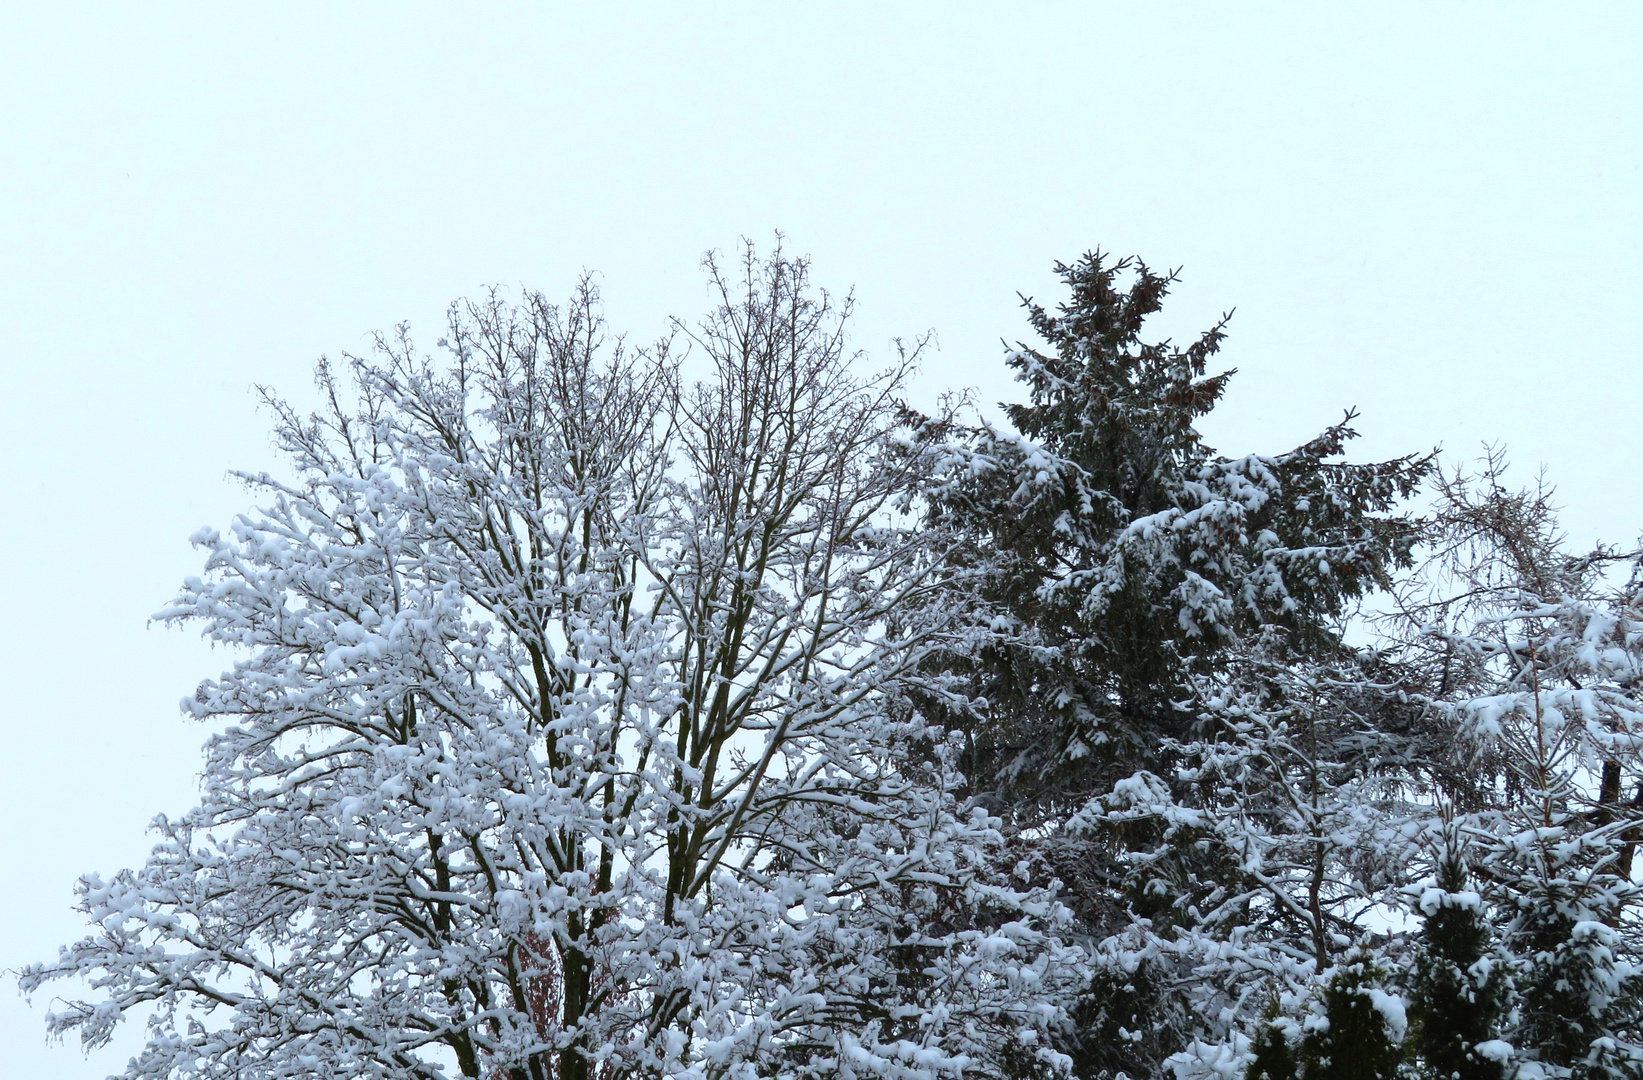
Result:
[1248, 1019, 1301, 1080]
[1408, 826, 1508, 1080]
[922, 251, 1430, 808]
[1192, 954, 1406, 1080]
[1497, 843, 1637, 1080]
[916, 252, 1431, 1078]
[1298, 952, 1404, 1080]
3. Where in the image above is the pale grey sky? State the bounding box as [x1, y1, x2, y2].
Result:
[3, 6, 1639, 1075]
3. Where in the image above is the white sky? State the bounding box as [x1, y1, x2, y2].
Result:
[2, 6, 1638, 1076]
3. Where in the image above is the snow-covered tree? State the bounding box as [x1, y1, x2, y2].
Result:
[1297, 949, 1405, 1080]
[912, 252, 1431, 1077]
[36, 238, 1643, 1080]
[1407, 820, 1509, 1080]
[1067, 640, 1430, 1080]
[1178, 947, 1406, 1080]
[21, 247, 1083, 1080]
[1386, 455, 1643, 1079]
[918, 251, 1430, 810]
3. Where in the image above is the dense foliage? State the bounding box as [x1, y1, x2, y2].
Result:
[23, 246, 1643, 1080]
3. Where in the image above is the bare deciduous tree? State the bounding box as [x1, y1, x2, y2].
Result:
[23, 246, 1081, 1080]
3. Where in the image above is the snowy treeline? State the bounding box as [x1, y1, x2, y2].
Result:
[22, 246, 1643, 1080]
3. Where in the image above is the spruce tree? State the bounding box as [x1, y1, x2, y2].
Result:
[1495, 832, 1640, 1080]
[1226, 953, 1405, 1080]
[922, 251, 1430, 806]
[1409, 834, 1508, 1080]
[913, 251, 1431, 1079]
[1300, 952, 1405, 1080]
[1248, 1018, 1301, 1080]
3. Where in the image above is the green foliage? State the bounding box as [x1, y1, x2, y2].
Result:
[1237, 956, 1406, 1080]
[1409, 843, 1507, 1080]
[1498, 847, 1640, 1080]
[1248, 1020, 1301, 1080]
[1064, 961, 1180, 1080]
[1300, 954, 1405, 1080]
[925, 251, 1431, 805]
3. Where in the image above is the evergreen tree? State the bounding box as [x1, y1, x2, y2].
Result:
[922, 251, 1430, 809]
[1182, 952, 1407, 1080]
[1496, 838, 1638, 1080]
[1248, 1018, 1301, 1080]
[1408, 826, 1508, 1080]
[917, 252, 1431, 1078]
[1096, 642, 1428, 1080]
[1298, 952, 1405, 1080]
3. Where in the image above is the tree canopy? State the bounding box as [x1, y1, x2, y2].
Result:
[24, 244, 1643, 1080]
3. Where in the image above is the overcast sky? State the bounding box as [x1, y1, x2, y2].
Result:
[3, 6, 1639, 1075]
